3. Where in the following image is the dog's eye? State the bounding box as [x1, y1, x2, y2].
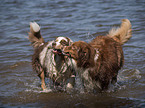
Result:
[60, 40, 69, 46]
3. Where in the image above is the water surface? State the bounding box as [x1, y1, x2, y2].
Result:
[0, 0, 145, 107]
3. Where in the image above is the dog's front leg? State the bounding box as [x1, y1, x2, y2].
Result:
[40, 71, 46, 90]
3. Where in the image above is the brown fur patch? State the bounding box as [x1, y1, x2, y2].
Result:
[32, 42, 48, 77]
[64, 36, 124, 90]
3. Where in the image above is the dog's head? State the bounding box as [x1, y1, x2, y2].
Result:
[63, 41, 95, 68]
[52, 37, 73, 55]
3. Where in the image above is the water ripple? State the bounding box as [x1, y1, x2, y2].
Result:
[0, 0, 145, 107]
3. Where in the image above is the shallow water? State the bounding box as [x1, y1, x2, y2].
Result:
[0, 0, 145, 107]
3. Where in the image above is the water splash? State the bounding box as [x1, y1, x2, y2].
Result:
[118, 69, 141, 83]
[25, 78, 53, 93]
[24, 68, 141, 94]
[107, 69, 141, 93]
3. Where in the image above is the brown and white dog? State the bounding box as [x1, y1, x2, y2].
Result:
[28, 22, 75, 91]
[63, 19, 132, 92]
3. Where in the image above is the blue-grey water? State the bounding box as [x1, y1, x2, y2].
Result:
[0, 0, 145, 107]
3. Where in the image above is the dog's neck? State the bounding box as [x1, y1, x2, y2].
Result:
[54, 54, 65, 66]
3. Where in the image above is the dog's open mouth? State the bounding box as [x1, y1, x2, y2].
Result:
[64, 52, 70, 56]
[53, 49, 63, 55]
[53, 49, 71, 57]
[61, 51, 72, 57]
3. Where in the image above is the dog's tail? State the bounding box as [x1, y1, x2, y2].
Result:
[28, 22, 44, 48]
[107, 19, 132, 45]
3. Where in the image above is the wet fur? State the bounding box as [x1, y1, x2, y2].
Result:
[28, 22, 75, 91]
[63, 19, 132, 92]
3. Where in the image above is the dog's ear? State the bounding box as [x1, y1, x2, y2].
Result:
[69, 39, 73, 46]
[66, 37, 73, 46]
[78, 47, 89, 68]
[78, 45, 95, 68]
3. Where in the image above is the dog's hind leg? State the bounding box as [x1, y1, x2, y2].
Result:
[39, 71, 46, 90]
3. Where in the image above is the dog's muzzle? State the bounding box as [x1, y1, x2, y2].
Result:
[53, 49, 63, 55]
[62, 51, 71, 57]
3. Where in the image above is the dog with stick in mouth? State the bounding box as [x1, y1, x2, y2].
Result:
[28, 22, 75, 91]
[63, 19, 132, 92]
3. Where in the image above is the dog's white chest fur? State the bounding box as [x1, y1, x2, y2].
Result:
[39, 41, 54, 65]
[39, 41, 58, 76]
[39, 41, 74, 83]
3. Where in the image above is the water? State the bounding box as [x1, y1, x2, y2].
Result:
[0, 0, 145, 107]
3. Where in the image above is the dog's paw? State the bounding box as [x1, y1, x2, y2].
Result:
[40, 89, 52, 93]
